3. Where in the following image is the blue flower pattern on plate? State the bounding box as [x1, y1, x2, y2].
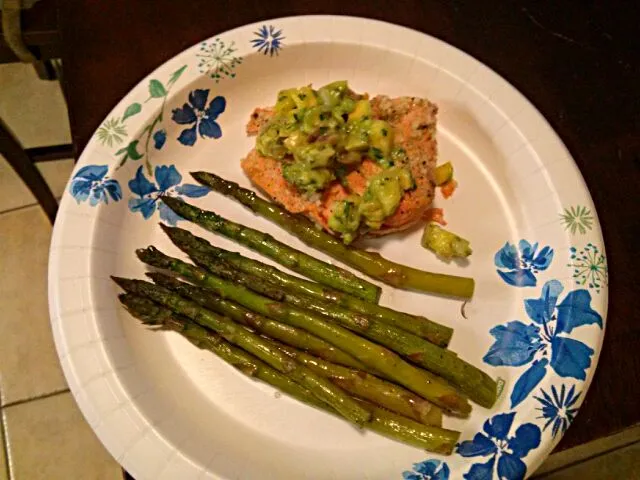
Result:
[457, 412, 541, 480]
[171, 89, 226, 146]
[495, 240, 554, 287]
[153, 129, 167, 149]
[534, 384, 580, 438]
[70, 165, 122, 206]
[484, 280, 602, 408]
[128, 165, 209, 225]
[251, 25, 285, 56]
[402, 459, 450, 480]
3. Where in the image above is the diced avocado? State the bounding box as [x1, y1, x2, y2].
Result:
[302, 106, 338, 134]
[359, 192, 386, 230]
[292, 86, 318, 109]
[421, 223, 472, 259]
[283, 130, 308, 151]
[368, 120, 394, 158]
[275, 89, 297, 114]
[359, 167, 415, 229]
[328, 198, 362, 244]
[434, 162, 454, 186]
[335, 97, 356, 117]
[337, 151, 362, 165]
[345, 131, 369, 151]
[344, 120, 371, 152]
[348, 99, 371, 121]
[282, 162, 335, 194]
[317, 80, 349, 107]
[256, 124, 288, 160]
[293, 144, 336, 168]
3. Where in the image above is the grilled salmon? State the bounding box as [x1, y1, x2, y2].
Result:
[242, 95, 438, 237]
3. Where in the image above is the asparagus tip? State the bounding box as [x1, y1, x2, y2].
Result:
[158, 222, 173, 234]
[111, 275, 132, 290]
[190, 171, 206, 182]
[136, 245, 166, 265]
[160, 195, 183, 208]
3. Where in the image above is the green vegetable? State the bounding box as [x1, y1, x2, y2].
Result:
[360, 401, 460, 453]
[160, 224, 453, 346]
[282, 162, 335, 194]
[119, 292, 322, 405]
[113, 277, 372, 425]
[148, 272, 449, 420]
[161, 196, 381, 303]
[434, 162, 454, 186]
[120, 293, 459, 453]
[369, 120, 394, 158]
[326, 166, 415, 240]
[359, 166, 414, 229]
[187, 251, 496, 408]
[421, 223, 472, 260]
[293, 144, 336, 168]
[271, 339, 443, 426]
[327, 198, 361, 244]
[190, 172, 476, 299]
[256, 81, 404, 232]
[135, 247, 471, 416]
[147, 271, 368, 371]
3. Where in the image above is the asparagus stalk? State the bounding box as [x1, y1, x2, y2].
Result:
[362, 401, 459, 453]
[120, 293, 459, 453]
[160, 196, 381, 303]
[131, 280, 442, 426]
[161, 224, 453, 347]
[187, 251, 497, 408]
[118, 293, 323, 406]
[136, 247, 471, 416]
[147, 272, 368, 372]
[190, 172, 475, 299]
[113, 277, 372, 425]
[272, 340, 443, 426]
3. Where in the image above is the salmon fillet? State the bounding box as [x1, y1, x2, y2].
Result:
[241, 95, 438, 237]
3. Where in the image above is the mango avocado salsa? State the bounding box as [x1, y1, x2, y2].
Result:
[256, 81, 416, 243]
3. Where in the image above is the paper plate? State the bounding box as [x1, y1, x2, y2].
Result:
[48, 15, 608, 480]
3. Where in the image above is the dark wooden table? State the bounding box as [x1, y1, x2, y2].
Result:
[58, 0, 638, 457]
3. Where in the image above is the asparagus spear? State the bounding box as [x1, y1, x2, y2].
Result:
[147, 272, 368, 372]
[118, 293, 323, 406]
[120, 293, 459, 453]
[161, 224, 453, 347]
[132, 280, 442, 425]
[187, 251, 497, 408]
[190, 172, 475, 299]
[160, 196, 381, 303]
[112, 277, 372, 425]
[136, 247, 472, 416]
[272, 339, 443, 426]
[362, 401, 459, 453]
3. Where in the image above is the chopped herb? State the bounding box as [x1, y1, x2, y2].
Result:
[319, 113, 327, 120]
[381, 128, 388, 137]
[319, 126, 329, 134]
[370, 147, 384, 160]
[299, 93, 307, 100]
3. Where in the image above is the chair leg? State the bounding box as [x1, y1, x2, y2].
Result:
[0, 117, 58, 224]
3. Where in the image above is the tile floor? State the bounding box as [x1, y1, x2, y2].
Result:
[0, 62, 638, 479]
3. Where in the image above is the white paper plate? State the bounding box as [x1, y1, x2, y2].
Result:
[48, 15, 608, 480]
